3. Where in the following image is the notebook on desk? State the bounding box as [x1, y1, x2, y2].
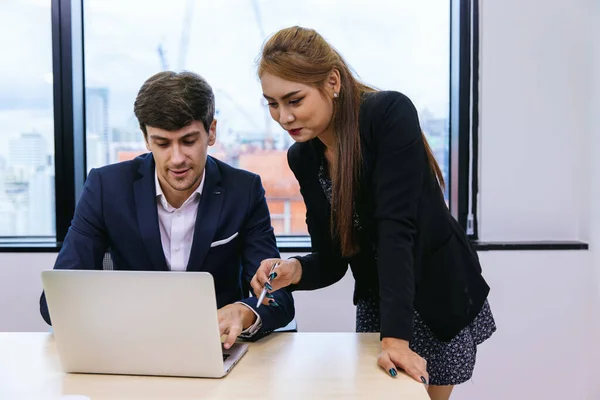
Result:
[41, 270, 248, 378]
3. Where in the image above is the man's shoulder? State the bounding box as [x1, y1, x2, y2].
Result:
[92, 152, 150, 180]
[210, 156, 259, 186]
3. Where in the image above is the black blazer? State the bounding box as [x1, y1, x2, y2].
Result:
[287, 91, 489, 342]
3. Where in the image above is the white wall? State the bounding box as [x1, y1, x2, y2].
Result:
[470, 0, 599, 399]
[0, 251, 357, 333]
[470, 1, 599, 399]
[478, 0, 594, 242]
[589, 0, 600, 294]
[0, 253, 57, 332]
[1, 0, 599, 399]
[456, 251, 596, 400]
[587, 1, 600, 399]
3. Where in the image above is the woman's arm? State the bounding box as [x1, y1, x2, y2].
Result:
[286, 144, 349, 291]
[249, 144, 349, 301]
[287, 217, 349, 291]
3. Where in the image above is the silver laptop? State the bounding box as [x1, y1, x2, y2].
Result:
[41, 270, 248, 378]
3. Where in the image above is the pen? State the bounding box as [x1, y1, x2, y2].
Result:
[256, 261, 279, 309]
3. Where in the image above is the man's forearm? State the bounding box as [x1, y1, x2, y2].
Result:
[238, 303, 258, 329]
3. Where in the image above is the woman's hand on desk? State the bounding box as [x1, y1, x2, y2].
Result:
[379, 337, 429, 385]
[250, 258, 302, 305]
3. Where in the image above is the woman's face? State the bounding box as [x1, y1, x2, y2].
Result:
[260, 72, 339, 143]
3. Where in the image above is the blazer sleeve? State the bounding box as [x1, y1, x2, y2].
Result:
[286, 146, 349, 292]
[39, 168, 109, 325]
[371, 92, 426, 341]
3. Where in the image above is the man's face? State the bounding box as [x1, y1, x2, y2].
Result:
[145, 120, 216, 206]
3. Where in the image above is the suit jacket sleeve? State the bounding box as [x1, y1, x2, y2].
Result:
[39, 168, 109, 325]
[286, 146, 349, 292]
[238, 175, 295, 340]
[372, 92, 425, 341]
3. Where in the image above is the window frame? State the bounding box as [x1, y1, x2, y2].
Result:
[0, 0, 478, 251]
[450, 0, 479, 239]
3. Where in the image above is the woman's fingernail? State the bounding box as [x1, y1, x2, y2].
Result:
[266, 293, 275, 299]
[268, 300, 279, 307]
[265, 282, 273, 291]
[269, 272, 278, 281]
[389, 368, 397, 377]
[420, 376, 427, 385]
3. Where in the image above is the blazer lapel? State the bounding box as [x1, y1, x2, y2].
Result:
[186, 157, 223, 272]
[307, 139, 332, 219]
[133, 154, 168, 271]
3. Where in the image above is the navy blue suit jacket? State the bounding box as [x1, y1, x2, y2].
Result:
[40, 153, 294, 339]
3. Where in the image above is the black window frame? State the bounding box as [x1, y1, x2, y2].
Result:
[1, 0, 478, 252]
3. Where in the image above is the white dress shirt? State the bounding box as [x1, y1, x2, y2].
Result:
[155, 170, 203, 272]
[154, 170, 261, 336]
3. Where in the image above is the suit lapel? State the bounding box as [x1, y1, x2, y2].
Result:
[186, 157, 223, 272]
[133, 154, 168, 271]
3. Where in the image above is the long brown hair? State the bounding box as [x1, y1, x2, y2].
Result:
[258, 26, 444, 257]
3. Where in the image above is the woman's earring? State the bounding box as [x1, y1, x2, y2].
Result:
[333, 93, 338, 98]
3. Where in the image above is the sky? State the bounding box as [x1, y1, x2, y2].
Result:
[0, 0, 450, 158]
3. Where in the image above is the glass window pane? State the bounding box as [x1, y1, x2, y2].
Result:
[83, 0, 450, 236]
[0, 0, 55, 238]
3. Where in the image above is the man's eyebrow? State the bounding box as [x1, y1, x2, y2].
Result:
[149, 131, 201, 141]
[180, 131, 201, 139]
[149, 134, 168, 141]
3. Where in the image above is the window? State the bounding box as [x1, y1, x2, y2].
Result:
[83, 0, 451, 237]
[0, 0, 55, 239]
[0, 0, 476, 249]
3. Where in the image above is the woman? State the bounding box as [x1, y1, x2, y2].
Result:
[250, 26, 495, 400]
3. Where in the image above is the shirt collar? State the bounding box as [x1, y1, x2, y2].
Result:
[155, 168, 205, 211]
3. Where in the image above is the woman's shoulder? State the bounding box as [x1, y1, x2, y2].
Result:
[360, 90, 417, 119]
[359, 90, 420, 147]
[287, 140, 310, 163]
[287, 139, 320, 174]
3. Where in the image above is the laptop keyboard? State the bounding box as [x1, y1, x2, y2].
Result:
[222, 353, 230, 361]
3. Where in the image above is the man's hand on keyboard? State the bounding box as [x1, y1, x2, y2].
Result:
[218, 303, 257, 349]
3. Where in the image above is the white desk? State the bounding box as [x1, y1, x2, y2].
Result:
[0, 332, 429, 399]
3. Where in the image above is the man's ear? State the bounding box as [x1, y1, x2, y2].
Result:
[208, 119, 217, 146]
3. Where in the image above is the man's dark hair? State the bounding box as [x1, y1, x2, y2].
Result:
[133, 71, 215, 137]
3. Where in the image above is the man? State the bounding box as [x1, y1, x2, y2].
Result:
[40, 71, 294, 347]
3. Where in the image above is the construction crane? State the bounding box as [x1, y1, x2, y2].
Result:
[157, 43, 168, 70]
[251, 0, 266, 39]
[153, 1, 271, 144]
[156, 0, 194, 71]
[250, 0, 275, 148]
[178, 0, 194, 71]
